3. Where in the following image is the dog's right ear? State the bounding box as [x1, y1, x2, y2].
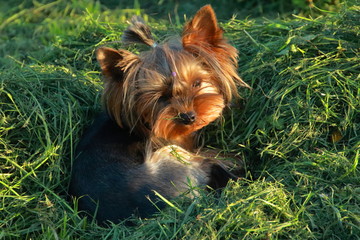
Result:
[96, 47, 139, 82]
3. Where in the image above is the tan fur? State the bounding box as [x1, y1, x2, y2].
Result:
[96, 5, 249, 151]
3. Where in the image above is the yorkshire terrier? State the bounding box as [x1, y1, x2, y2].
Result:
[69, 5, 249, 224]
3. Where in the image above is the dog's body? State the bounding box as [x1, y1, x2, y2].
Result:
[69, 113, 235, 222]
[69, 5, 248, 224]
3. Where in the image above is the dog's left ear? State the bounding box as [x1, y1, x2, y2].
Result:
[182, 5, 225, 54]
[182, 5, 251, 94]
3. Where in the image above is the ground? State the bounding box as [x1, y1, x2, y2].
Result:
[0, 0, 359, 239]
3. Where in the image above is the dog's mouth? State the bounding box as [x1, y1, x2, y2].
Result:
[152, 93, 225, 143]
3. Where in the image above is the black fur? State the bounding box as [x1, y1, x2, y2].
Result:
[68, 113, 236, 224]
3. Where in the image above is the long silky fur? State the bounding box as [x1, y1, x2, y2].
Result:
[70, 5, 244, 225]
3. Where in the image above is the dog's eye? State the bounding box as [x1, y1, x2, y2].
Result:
[192, 79, 202, 88]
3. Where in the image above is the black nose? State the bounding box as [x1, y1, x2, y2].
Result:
[178, 111, 196, 125]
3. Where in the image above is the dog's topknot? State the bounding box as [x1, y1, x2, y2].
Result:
[122, 16, 156, 47]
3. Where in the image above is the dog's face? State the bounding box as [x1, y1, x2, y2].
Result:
[146, 48, 226, 144]
[96, 5, 248, 146]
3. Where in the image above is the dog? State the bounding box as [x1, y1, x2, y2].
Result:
[68, 5, 249, 225]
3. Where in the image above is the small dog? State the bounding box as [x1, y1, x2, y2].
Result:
[69, 5, 249, 224]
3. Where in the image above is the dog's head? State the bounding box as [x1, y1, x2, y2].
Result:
[96, 5, 248, 147]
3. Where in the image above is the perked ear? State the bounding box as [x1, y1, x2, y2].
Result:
[96, 47, 138, 81]
[182, 5, 224, 52]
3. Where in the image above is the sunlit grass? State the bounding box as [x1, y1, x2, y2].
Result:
[1, 0, 359, 239]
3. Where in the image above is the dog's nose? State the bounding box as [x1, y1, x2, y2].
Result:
[178, 111, 196, 125]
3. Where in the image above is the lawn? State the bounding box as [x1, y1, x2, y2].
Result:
[0, 0, 359, 239]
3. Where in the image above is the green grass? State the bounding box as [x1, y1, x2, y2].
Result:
[1, 0, 359, 239]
